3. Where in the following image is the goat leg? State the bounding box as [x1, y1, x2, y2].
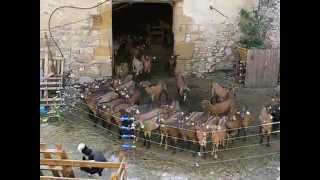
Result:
[160, 133, 164, 147]
[237, 129, 241, 137]
[165, 135, 168, 150]
[203, 145, 207, 159]
[259, 127, 264, 144]
[211, 143, 215, 156]
[172, 138, 176, 154]
[214, 144, 218, 159]
[147, 133, 151, 149]
[243, 128, 247, 142]
[143, 133, 147, 146]
[266, 134, 271, 147]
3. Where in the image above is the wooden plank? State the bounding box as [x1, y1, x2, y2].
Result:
[41, 144, 61, 177]
[40, 87, 63, 90]
[46, 77, 62, 80]
[40, 98, 63, 102]
[40, 165, 63, 171]
[40, 176, 92, 180]
[40, 159, 122, 169]
[40, 149, 63, 154]
[245, 49, 280, 88]
[41, 82, 62, 85]
[111, 172, 118, 180]
[40, 103, 65, 107]
[55, 144, 75, 178]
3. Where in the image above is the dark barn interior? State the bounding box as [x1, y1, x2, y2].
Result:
[112, 2, 174, 78]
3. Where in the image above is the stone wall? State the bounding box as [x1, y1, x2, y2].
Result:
[40, 0, 111, 80]
[173, 0, 258, 76]
[40, 0, 278, 79]
[258, 0, 280, 49]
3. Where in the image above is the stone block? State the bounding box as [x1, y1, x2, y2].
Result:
[175, 42, 194, 60]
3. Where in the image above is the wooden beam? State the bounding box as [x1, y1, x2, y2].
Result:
[55, 144, 75, 178]
[40, 165, 63, 171]
[40, 159, 122, 169]
[40, 176, 92, 180]
[40, 87, 63, 90]
[40, 149, 63, 154]
[41, 144, 61, 177]
[40, 82, 62, 85]
[40, 98, 63, 102]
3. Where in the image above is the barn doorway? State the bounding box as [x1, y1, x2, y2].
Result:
[112, 2, 174, 78]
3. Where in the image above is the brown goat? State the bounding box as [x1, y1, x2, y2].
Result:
[142, 55, 152, 75]
[259, 106, 273, 146]
[210, 83, 229, 100]
[159, 112, 182, 153]
[202, 99, 234, 116]
[126, 88, 141, 105]
[176, 73, 190, 104]
[211, 116, 229, 159]
[97, 91, 119, 104]
[168, 55, 178, 76]
[144, 81, 168, 103]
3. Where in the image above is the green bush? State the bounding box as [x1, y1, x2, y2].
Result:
[238, 9, 266, 49]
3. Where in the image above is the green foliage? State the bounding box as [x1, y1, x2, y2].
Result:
[238, 9, 266, 49]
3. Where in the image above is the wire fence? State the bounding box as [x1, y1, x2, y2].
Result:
[70, 104, 280, 146]
[56, 108, 280, 166]
[65, 104, 280, 155]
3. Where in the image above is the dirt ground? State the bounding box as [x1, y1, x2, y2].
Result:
[40, 73, 280, 180]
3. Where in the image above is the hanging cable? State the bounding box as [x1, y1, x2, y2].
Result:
[48, 0, 111, 59]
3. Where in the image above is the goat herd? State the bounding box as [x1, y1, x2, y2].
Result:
[77, 74, 280, 160]
[113, 32, 177, 80]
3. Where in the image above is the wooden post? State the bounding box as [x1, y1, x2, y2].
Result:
[55, 144, 75, 178]
[44, 33, 49, 78]
[40, 144, 60, 177]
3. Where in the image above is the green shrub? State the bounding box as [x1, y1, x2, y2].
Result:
[238, 9, 267, 49]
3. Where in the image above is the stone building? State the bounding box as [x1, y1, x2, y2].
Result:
[40, 0, 280, 80]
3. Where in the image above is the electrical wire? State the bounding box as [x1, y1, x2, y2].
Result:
[48, 0, 110, 59]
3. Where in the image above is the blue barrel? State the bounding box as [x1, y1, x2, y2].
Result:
[121, 135, 135, 139]
[121, 144, 136, 150]
[40, 106, 48, 115]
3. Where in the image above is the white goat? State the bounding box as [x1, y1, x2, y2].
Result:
[132, 56, 143, 76]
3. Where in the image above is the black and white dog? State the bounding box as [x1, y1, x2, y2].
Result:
[77, 143, 107, 177]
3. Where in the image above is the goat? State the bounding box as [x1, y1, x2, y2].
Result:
[133, 108, 169, 148]
[210, 83, 233, 103]
[259, 106, 274, 146]
[158, 102, 183, 153]
[266, 101, 280, 135]
[142, 55, 152, 80]
[238, 108, 254, 141]
[132, 56, 143, 76]
[211, 116, 229, 159]
[168, 55, 178, 76]
[176, 73, 190, 104]
[126, 88, 141, 105]
[178, 112, 205, 157]
[202, 99, 234, 116]
[144, 81, 168, 105]
[97, 91, 119, 104]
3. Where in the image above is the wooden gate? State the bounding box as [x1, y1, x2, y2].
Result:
[245, 49, 280, 88]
